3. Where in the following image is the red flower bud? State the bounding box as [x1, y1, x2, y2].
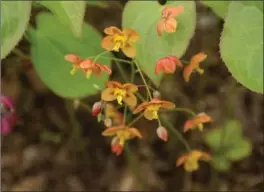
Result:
[92, 101, 103, 116]
[156, 126, 168, 142]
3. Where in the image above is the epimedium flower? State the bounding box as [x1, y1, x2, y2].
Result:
[101, 26, 139, 58]
[184, 112, 212, 132]
[156, 126, 168, 142]
[183, 52, 207, 82]
[157, 5, 184, 36]
[155, 55, 183, 75]
[65, 54, 112, 78]
[1, 96, 17, 136]
[102, 125, 143, 155]
[176, 150, 211, 172]
[133, 98, 175, 120]
[101, 81, 138, 107]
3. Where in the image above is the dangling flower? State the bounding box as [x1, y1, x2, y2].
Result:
[157, 5, 184, 36]
[183, 52, 207, 82]
[65, 54, 112, 78]
[79, 59, 112, 79]
[101, 26, 139, 58]
[102, 125, 142, 155]
[111, 136, 123, 156]
[133, 98, 175, 120]
[1, 96, 17, 136]
[101, 81, 138, 107]
[155, 55, 183, 74]
[104, 103, 123, 126]
[156, 126, 168, 142]
[184, 112, 212, 132]
[92, 101, 103, 116]
[176, 150, 211, 172]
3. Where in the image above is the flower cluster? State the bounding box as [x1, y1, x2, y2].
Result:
[66, 5, 212, 172]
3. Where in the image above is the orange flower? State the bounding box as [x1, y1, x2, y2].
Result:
[176, 150, 211, 172]
[133, 98, 175, 120]
[65, 54, 112, 78]
[155, 55, 183, 74]
[183, 52, 207, 82]
[101, 81, 138, 107]
[157, 5, 184, 36]
[102, 125, 142, 155]
[101, 26, 139, 58]
[184, 112, 212, 132]
[104, 103, 123, 126]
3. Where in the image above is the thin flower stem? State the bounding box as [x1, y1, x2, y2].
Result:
[102, 56, 133, 65]
[171, 108, 196, 117]
[137, 84, 156, 92]
[114, 61, 130, 82]
[134, 59, 152, 99]
[123, 105, 128, 124]
[127, 113, 144, 127]
[12, 48, 31, 60]
[160, 115, 192, 152]
[79, 102, 92, 113]
[93, 50, 109, 63]
[130, 61, 136, 83]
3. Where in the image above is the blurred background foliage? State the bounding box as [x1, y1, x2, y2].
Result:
[1, 0, 263, 191]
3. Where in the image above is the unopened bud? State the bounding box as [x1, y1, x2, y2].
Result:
[73, 99, 80, 109]
[92, 101, 103, 116]
[104, 118, 112, 127]
[153, 90, 161, 99]
[156, 126, 168, 142]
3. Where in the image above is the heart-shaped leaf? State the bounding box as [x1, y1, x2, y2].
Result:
[220, 1, 264, 93]
[38, 1, 86, 38]
[211, 155, 231, 171]
[1, 1, 31, 60]
[226, 139, 252, 161]
[28, 13, 111, 98]
[122, 1, 196, 86]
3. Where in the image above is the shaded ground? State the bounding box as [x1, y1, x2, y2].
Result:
[1, 1, 263, 191]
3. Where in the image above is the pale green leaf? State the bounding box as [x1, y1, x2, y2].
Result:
[122, 1, 196, 86]
[204, 120, 243, 151]
[1, 1, 31, 60]
[38, 1, 86, 38]
[226, 139, 252, 161]
[220, 1, 264, 93]
[28, 13, 111, 98]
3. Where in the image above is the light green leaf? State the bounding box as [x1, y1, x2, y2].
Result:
[204, 120, 242, 151]
[38, 1, 86, 38]
[1, 1, 31, 60]
[226, 139, 252, 161]
[28, 13, 111, 98]
[211, 155, 231, 171]
[201, 1, 230, 18]
[220, 1, 264, 93]
[122, 1, 196, 86]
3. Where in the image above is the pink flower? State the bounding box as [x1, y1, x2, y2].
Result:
[156, 126, 168, 142]
[1, 96, 17, 135]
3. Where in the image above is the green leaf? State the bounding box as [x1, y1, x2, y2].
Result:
[226, 139, 252, 161]
[38, 1, 86, 38]
[1, 1, 31, 60]
[28, 13, 111, 98]
[204, 120, 242, 151]
[211, 155, 231, 171]
[220, 1, 264, 93]
[86, 0, 109, 8]
[122, 1, 196, 86]
[201, 1, 230, 18]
